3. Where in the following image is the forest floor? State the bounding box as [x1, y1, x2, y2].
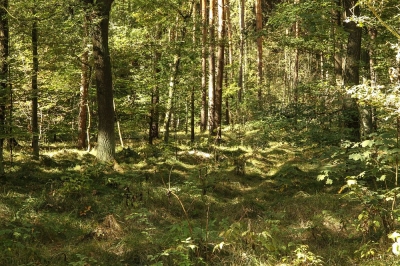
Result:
[0, 121, 399, 265]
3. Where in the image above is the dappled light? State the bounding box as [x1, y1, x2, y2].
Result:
[0, 0, 400, 265]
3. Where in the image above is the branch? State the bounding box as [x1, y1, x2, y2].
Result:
[366, 3, 400, 40]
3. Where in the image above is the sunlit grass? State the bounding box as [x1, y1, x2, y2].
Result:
[0, 126, 395, 265]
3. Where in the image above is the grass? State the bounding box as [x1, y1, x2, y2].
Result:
[0, 125, 398, 265]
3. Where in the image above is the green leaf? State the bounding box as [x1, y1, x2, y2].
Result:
[349, 153, 362, 161]
[361, 139, 374, 147]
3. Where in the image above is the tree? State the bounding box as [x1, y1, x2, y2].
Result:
[214, 0, 225, 140]
[342, 0, 362, 142]
[200, 0, 207, 132]
[149, 28, 162, 145]
[238, 0, 245, 103]
[255, 0, 263, 107]
[31, 4, 39, 160]
[86, 0, 115, 161]
[208, 0, 216, 135]
[0, 0, 8, 174]
[78, 8, 91, 150]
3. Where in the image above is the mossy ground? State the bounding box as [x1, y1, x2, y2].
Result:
[0, 125, 398, 265]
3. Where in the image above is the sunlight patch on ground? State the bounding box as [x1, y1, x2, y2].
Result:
[0, 203, 11, 219]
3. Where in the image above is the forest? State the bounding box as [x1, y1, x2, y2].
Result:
[0, 0, 400, 265]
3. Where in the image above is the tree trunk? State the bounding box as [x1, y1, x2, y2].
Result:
[368, 27, 378, 132]
[238, 0, 245, 102]
[191, 3, 197, 142]
[163, 54, 180, 144]
[208, 0, 216, 135]
[343, 0, 361, 142]
[31, 7, 39, 160]
[91, 0, 115, 161]
[359, 43, 373, 139]
[226, 0, 233, 80]
[333, 0, 343, 86]
[0, 0, 8, 174]
[200, 0, 208, 132]
[255, 0, 263, 107]
[293, 0, 300, 124]
[214, 0, 225, 140]
[78, 11, 90, 150]
[191, 86, 195, 142]
[149, 29, 161, 145]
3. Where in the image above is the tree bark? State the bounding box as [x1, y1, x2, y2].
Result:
[255, 0, 263, 107]
[31, 7, 39, 160]
[293, 0, 300, 124]
[208, 0, 216, 135]
[91, 0, 115, 161]
[238, 0, 245, 102]
[333, 0, 343, 86]
[214, 0, 225, 140]
[149, 29, 162, 145]
[78, 11, 90, 150]
[0, 0, 8, 174]
[200, 0, 207, 132]
[343, 0, 361, 142]
[368, 27, 378, 132]
[163, 53, 180, 143]
[226, 0, 233, 80]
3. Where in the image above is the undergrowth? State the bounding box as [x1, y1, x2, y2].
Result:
[0, 121, 398, 265]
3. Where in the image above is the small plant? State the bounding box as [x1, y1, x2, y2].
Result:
[284, 244, 324, 265]
[69, 254, 99, 266]
[388, 231, 400, 256]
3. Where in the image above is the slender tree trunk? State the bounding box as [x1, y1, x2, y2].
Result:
[208, 0, 216, 135]
[31, 7, 39, 160]
[163, 54, 178, 144]
[343, 0, 361, 142]
[191, 3, 197, 142]
[225, 0, 233, 125]
[238, 0, 245, 102]
[78, 11, 90, 150]
[226, 0, 233, 80]
[0, 0, 8, 174]
[200, 0, 208, 132]
[360, 48, 373, 139]
[191, 86, 195, 142]
[149, 29, 162, 145]
[113, 99, 124, 147]
[255, 0, 263, 107]
[293, 0, 300, 123]
[214, 0, 225, 140]
[368, 27, 378, 132]
[333, 0, 343, 86]
[91, 0, 115, 161]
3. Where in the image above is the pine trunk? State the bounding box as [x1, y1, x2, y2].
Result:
[255, 0, 263, 107]
[238, 0, 245, 102]
[208, 0, 216, 135]
[214, 0, 225, 140]
[200, 0, 208, 132]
